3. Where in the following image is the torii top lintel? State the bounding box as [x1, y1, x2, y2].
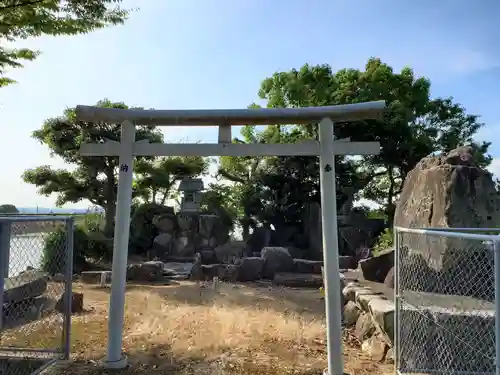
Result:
[75, 101, 386, 126]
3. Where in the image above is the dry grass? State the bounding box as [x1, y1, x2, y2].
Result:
[2, 281, 393, 375]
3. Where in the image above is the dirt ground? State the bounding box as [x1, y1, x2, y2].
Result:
[2, 280, 394, 375]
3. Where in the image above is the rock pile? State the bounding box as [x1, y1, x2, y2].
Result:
[2, 269, 82, 329]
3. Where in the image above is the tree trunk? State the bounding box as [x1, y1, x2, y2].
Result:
[241, 220, 250, 241]
[104, 203, 116, 238]
[104, 167, 117, 238]
[160, 193, 167, 206]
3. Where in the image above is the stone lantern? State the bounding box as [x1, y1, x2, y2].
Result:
[178, 178, 204, 214]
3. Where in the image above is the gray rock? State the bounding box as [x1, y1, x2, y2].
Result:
[394, 146, 500, 300]
[3, 270, 48, 304]
[358, 248, 394, 283]
[214, 242, 246, 264]
[163, 262, 194, 278]
[200, 264, 228, 280]
[354, 311, 376, 341]
[238, 257, 265, 281]
[261, 247, 294, 279]
[55, 291, 84, 314]
[152, 213, 176, 233]
[368, 298, 394, 345]
[293, 259, 323, 274]
[195, 264, 239, 282]
[399, 302, 495, 373]
[127, 261, 164, 282]
[343, 300, 361, 327]
[152, 233, 174, 259]
[273, 272, 323, 288]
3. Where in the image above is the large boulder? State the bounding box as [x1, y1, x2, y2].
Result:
[261, 247, 294, 279]
[394, 146, 500, 300]
[358, 248, 394, 283]
[151, 233, 174, 259]
[214, 242, 246, 264]
[237, 257, 265, 281]
[129, 203, 175, 253]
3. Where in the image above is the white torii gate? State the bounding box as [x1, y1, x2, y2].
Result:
[76, 100, 386, 375]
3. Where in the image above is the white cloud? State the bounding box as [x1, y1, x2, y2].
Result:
[487, 158, 500, 180]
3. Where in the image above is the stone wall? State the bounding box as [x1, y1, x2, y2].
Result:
[342, 282, 395, 362]
[343, 281, 496, 373]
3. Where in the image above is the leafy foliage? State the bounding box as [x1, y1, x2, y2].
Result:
[134, 156, 209, 205]
[0, 0, 130, 86]
[0, 204, 18, 213]
[218, 58, 491, 230]
[22, 99, 163, 237]
[41, 225, 89, 275]
[372, 228, 393, 255]
[200, 183, 238, 233]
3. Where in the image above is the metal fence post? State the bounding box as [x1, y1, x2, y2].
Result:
[0, 221, 11, 278]
[393, 227, 400, 374]
[494, 238, 500, 375]
[0, 220, 11, 332]
[63, 217, 74, 360]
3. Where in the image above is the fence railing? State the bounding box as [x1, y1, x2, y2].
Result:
[0, 216, 74, 375]
[394, 227, 500, 375]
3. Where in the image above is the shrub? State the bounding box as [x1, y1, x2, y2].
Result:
[372, 228, 393, 255]
[41, 222, 113, 275]
[41, 226, 89, 275]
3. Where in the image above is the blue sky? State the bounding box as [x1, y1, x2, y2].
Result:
[1, 0, 499, 208]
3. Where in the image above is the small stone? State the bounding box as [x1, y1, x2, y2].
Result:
[343, 301, 361, 327]
[56, 292, 84, 314]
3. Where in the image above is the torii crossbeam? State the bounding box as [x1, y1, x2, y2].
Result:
[76, 100, 386, 375]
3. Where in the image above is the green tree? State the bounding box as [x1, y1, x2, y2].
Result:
[22, 99, 163, 237]
[1, 0, 130, 86]
[218, 124, 281, 238]
[134, 156, 210, 205]
[255, 58, 490, 225]
[200, 183, 238, 234]
[0, 204, 18, 213]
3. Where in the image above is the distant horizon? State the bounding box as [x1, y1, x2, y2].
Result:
[16, 206, 104, 214]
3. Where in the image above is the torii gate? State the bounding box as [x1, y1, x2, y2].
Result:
[76, 100, 386, 375]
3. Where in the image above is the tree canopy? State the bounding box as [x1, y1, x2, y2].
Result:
[217, 58, 491, 232]
[0, 204, 18, 213]
[0, 0, 130, 86]
[22, 99, 163, 236]
[134, 156, 210, 206]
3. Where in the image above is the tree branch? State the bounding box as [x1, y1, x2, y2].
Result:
[0, 0, 44, 11]
[217, 168, 246, 184]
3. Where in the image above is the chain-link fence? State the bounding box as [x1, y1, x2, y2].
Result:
[394, 227, 499, 375]
[0, 216, 74, 375]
